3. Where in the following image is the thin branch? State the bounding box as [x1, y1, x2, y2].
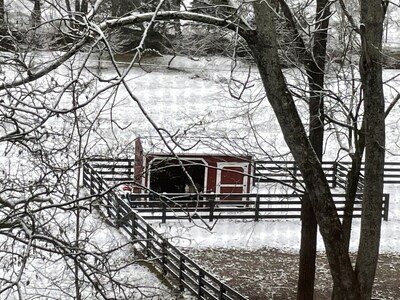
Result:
[385, 93, 400, 117]
[338, 0, 361, 34]
[100, 10, 252, 38]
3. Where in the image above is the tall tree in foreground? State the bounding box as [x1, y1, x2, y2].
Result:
[355, 0, 385, 298]
[277, 1, 331, 297]
[0, 0, 388, 298]
[247, 2, 359, 297]
[31, 0, 41, 27]
[248, 1, 385, 298]
[0, 0, 4, 27]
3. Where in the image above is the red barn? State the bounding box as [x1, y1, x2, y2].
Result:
[134, 140, 253, 196]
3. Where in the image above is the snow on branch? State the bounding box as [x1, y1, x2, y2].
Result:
[0, 10, 252, 91]
[100, 10, 252, 36]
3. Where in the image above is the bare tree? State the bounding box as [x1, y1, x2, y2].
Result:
[0, 0, 4, 29]
[110, 1, 386, 298]
[355, 1, 385, 298]
[272, 1, 332, 297]
[31, 0, 41, 27]
[0, 0, 394, 299]
[0, 2, 180, 299]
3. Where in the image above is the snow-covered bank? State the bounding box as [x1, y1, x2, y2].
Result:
[154, 184, 400, 255]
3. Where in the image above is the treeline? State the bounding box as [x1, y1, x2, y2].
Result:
[0, 0, 245, 57]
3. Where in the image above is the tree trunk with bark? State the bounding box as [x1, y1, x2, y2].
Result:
[65, 0, 75, 27]
[355, 1, 385, 298]
[111, 0, 120, 16]
[297, 1, 330, 298]
[298, 194, 317, 300]
[0, 0, 4, 30]
[332, 127, 365, 299]
[32, 0, 41, 27]
[247, 2, 360, 298]
[342, 123, 365, 252]
[75, 0, 81, 14]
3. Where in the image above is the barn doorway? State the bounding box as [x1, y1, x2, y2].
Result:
[149, 158, 206, 193]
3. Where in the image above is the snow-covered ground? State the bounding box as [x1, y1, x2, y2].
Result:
[1, 51, 400, 299]
[90, 54, 400, 256]
[152, 183, 400, 255]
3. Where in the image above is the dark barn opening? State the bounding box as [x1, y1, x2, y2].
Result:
[149, 159, 205, 193]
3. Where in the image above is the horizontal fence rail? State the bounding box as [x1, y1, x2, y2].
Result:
[334, 161, 400, 185]
[123, 192, 390, 222]
[253, 160, 400, 190]
[334, 162, 365, 191]
[253, 160, 338, 188]
[82, 163, 248, 300]
[87, 158, 134, 182]
[86, 158, 400, 194]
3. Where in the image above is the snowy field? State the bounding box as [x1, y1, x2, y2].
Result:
[152, 185, 400, 255]
[87, 54, 400, 256]
[2, 1, 400, 299]
[1, 51, 400, 298]
[122, 56, 400, 254]
[96, 54, 400, 280]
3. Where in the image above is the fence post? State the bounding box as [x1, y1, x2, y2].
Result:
[252, 162, 257, 187]
[115, 197, 121, 227]
[89, 167, 97, 212]
[292, 164, 297, 188]
[179, 256, 185, 292]
[219, 282, 226, 300]
[161, 241, 167, 275]
[106, 193, 112, 218]
[209, 198, 215, 222]
[93, 178, 102, 213]
[131, 212, 136, 239]
[332, 162, 337, 188]
[383, 194, 390, 221]
[255, 194, 260, 222]
[146, 224, 151, 257]
[162, 200, 167, 224]
[89, 166, 95, 195]
[128, 160, 132, 179]
[198, 269, 204, 299]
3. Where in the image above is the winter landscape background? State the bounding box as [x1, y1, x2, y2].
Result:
[1, 0, 400, 299]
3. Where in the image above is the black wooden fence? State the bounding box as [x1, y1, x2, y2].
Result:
[82, 163, 248, 300]
[84, 158, 392, 223]
[86, 158, 134, 182]
[125, 192, 390, 222]
[86, 158, 400, 192]
[254, 160, 400, 189]
[253, 160, 337, 187]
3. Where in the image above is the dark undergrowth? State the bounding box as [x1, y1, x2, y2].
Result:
[183, 247, 400, 300]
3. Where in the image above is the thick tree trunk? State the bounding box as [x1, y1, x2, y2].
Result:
[355, 1, 385, 299]
[111, 0, 120, 16]
[0, 0, 4, 29]
[75, 0, 81, 14]
[342, 124, 365, 252]
[81, 0, 88, 14]
[32, 0, 41, 27]
[297, 1, 330, 298]
[249, 2, 360, 298]
[297, 194, 317, 300]
[64, 0, 75, 28]
[333, 129, 365, 300]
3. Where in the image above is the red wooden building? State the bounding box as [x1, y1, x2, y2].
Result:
[134, 139, 253, 195]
